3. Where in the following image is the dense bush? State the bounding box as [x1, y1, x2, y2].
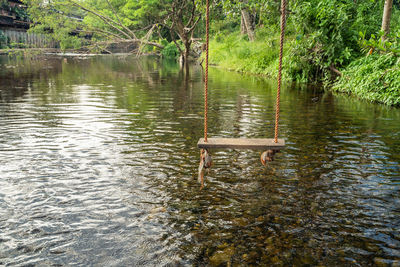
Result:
[208, 0, 400, 104]
[161, 41, 180, 59]
[359, 30, 400, 55]
[333, 54, 400, 105]
[288, 0, 383, 82]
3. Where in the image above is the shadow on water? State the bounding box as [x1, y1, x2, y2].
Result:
[0, 55, 399, 266]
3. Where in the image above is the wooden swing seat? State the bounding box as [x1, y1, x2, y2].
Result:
[197, 138, 285, 150]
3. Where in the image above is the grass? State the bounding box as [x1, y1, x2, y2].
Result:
[209, 31, 293, 80]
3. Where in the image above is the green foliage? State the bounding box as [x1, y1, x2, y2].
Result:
[213, 0, 392, 83]
[209, 0, 400, 104]
[209, 31, 286, 77]
[333, 54, 400, 105]
[59, 35, 82, 50]
[12, 6, 29, 21]
[289, 0, 383, 82]
[161, 41, 179, 59]
[9, 42, 27, 48]
[359, 30, 400, 55]
[219, 0, 279, 24]
[26, 0, 203, 55]
[120, 0, 167, 28]
[0, 30, 7, 49]
[26, 0, 87, 50]
[0, 0, 10, 10]
[210, 17, 238, 37]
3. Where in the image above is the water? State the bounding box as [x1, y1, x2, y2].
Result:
[0, 55, 399, 266]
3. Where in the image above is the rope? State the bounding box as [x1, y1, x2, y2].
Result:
[204, 0, 210, 142]
[274, 0, 286, 143]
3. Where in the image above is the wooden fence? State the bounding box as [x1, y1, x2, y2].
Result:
[1, 29, 57, 48]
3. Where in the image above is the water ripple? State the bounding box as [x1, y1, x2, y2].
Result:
[0, 55, 399, 265]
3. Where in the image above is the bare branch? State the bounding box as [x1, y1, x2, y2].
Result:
[185, 0, 196, 28]
[136, 24, 157, 56]
[78, 27, 124, 40]
[93, 39, 164, 49]
[105, 0, 122, 26]
[329, 65, 342, 76]
[188, 14, 201, 32]
[168, 21, 183, 54]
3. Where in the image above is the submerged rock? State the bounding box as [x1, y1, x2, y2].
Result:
[374, 258, 390, 267]
[232, 217, 248, 227]
[209, 246, 234, 266]
[150, 206, 166, 213]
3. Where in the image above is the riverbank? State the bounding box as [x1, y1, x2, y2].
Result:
[0, 48, 160, 57]
[0, 48, 61, 55]
[209, 33, 400, 106]
[333, 54, 400, 106]
[0, 48, 117, 56]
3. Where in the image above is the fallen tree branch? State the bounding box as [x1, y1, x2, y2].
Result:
[95, 39, 164, 49]
[104, 0, 137, 39]
[77, 28, 123, 40]
[66, 0, 164, 51]
[136, 24, 157, 57]
[67, 0, 133, 40]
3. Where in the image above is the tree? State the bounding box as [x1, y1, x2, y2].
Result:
[26, 0, 203, 62]
[26, 0, 165, 51]
[241, 7, 254, 41]
[381, 0, 393, 40]
[220, 0, 281, 41]
[163, 0, 202, 67]
[221, 0, 256, 41]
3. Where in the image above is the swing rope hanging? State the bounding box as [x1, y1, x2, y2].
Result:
[198, 0, 286, 154]
[275, 0, 286, 143]
[204, 0, 210, 143]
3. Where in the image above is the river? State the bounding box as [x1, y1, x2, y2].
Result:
[0, 55, 399, 266]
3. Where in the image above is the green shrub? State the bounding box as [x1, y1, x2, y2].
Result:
[161, 42, 179, 59]
[10, 42, 27, 48]
[289, 0, 383, 81]
[333, 54, 400, 106]
[359, 30, 400, 55]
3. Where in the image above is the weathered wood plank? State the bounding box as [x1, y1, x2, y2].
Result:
[197, 138, 285, 150]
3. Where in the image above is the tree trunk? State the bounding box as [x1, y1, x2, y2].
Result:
[251, 12, 257, 31]
[241, 9, 255, 41]
[240, 14, 246, 35]
[179, 36, 191, 68]
[381, 0, 393, 41]
[184, 41, 190, 65]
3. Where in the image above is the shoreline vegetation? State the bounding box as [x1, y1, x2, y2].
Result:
[0, 48, 62, 55]
[204, 0, 400, 107]
[208, 31, 400, 106]
[2, 0, 399, 106]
